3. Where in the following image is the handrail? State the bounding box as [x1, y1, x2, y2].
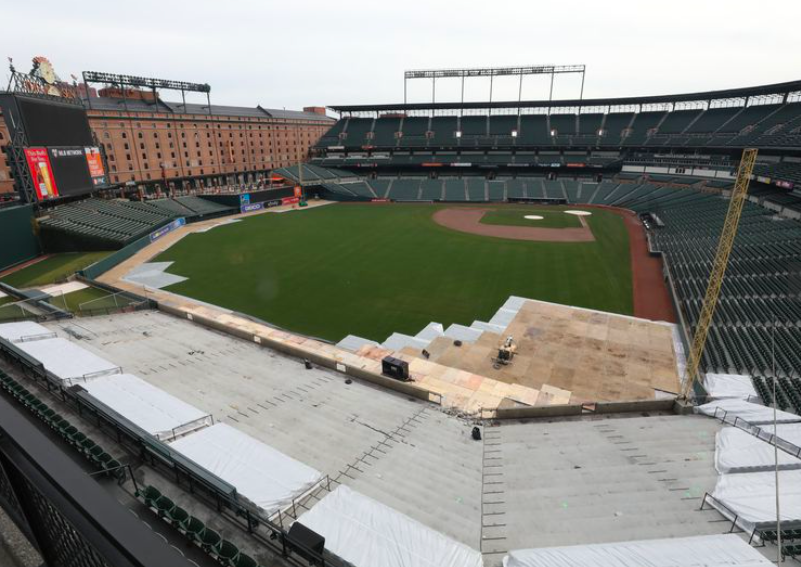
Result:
[700, 492, 741, 533]
[0, 339, 347, 567]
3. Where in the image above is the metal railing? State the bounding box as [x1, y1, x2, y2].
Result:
[0, 338, 348, 567]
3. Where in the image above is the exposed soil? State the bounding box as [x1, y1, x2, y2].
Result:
[0, 254, 51, 279]
[432, 204, 676, 323]
[617, 208, 677, 323]
[432, 208, 596, 242]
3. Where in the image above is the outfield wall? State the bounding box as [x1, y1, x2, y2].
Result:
[201, 186, 296, 208]
[80, 218, 187, 280]
[0, 205, 40, 271]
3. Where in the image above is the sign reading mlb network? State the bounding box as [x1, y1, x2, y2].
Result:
[149, 218, 186, 243]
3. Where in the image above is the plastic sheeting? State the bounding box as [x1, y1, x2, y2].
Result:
[696, 398, 801, 425]
[704, 373, 757, 400]
[502, 534, 773, 567]
[715, 427, 801, 473]
[712, 469, 801, 531]
[298, 485, 483, 567]
[82, 374, 212, 440]
[16, 337, 120, 383]
[169, 423, 321, 517]
[773, 424, 801, 449]
[0, 321, 55, 344]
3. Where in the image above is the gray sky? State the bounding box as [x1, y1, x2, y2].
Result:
[5, 0, 801, 112]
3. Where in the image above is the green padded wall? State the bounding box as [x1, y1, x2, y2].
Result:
[0, 205, 40, 271]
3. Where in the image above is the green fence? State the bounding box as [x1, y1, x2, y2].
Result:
[80, 233, 152, 279]
[0, 205, 40, 272]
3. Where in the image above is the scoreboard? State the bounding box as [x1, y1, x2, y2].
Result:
[0, 93, 108, 202]
[23, 146, 106, 200]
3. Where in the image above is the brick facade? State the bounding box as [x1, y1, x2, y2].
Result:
[0, 96, 333, 195]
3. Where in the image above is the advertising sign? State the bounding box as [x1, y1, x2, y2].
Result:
[84, 147, 106, 186]
[281, 196, 300, 206]
[24, 147, 59, 200]
[240, 202, 264, 214]
[294, 185, 302, 198]
[149, 218, 186, 243]
[240, 193, 251, 204]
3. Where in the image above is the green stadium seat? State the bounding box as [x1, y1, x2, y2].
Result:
[215, 540, 240, 565]
[200, 528, 221, 551]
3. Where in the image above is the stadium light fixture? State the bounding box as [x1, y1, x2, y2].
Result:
[550, 129, 557, 137]
[511, 130, 518, 137]
[403, 64, 587, 113]
[455, 131, 462, 138]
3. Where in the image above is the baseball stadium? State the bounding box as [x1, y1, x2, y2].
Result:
[0, 56, 800, 567]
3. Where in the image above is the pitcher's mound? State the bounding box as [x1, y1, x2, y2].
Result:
[433, 208, 595, 242]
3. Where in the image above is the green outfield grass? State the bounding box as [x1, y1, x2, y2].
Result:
[479, 208, 583, 229]
[1, 252, 111, 289]
[47, 287, 139, 313]
[157, 204, 632, 342]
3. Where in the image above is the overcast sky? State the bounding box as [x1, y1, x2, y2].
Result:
[5, 0, 801, 113]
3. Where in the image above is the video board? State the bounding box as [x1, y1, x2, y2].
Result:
[17, 97, 94, 147]
[24, 147, 107, 200]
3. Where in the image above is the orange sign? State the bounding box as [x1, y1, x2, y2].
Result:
[294, 185, 302, 198]
[85, 147, 106, 185]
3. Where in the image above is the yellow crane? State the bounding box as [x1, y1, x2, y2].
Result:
[681, 148, 758, 400]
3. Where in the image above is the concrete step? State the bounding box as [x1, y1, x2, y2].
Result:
[336, 334, 379, 352]
[443, 324, 483, 343]
[382, 333, 429, 352]
[414, 322, 444, 342]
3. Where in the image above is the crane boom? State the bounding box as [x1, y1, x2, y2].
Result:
[681, 148, 758, 399]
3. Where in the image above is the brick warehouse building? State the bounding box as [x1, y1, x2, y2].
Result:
[0, 88, 334, 196]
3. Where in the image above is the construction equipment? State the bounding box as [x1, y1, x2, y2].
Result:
[495, 336, 518, 366]
[680, 148, 758, 400]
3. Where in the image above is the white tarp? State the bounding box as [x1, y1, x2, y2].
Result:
[696, 398, 801, 425]
[0, 321, 56, 343]
[169, 423, 321, 517]
[82, 374, 212, 440]
[40, 281, 89, 296]
[772, 423, 801, 449]
[704, 373, 757, 400]
[16, 337, 120, 383]
[503, 534, 772, 567]
[715, 427, 801, 473]
[298, 485, 483, 567]
[712, 470, 801, 531]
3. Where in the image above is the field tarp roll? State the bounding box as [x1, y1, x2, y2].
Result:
[715, 427, 801, 473]
[298, 484, 483, 567]
[0, 321, 55, 344]
[704, 373, 757, 400]
[169, 423, 322, 518]
[16, 337, 121, 384]
[712, 469, 801, 532]
[696, 398, 801, 425]
[503, 534, 773, 567]
[82, 373, 212, 440]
